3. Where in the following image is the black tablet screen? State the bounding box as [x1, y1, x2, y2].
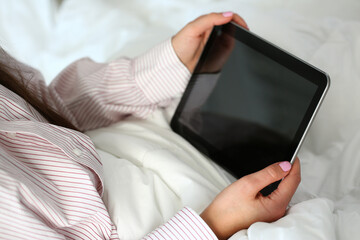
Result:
[171, 23, 327, 193]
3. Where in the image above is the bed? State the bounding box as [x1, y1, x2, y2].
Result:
[1, 0, 359, 239]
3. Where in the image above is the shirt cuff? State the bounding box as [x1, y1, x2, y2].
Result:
[143, 207, 218, 240]
[134, 38, 191, 104]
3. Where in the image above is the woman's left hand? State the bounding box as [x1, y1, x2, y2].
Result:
[200, 158, 301, 240]
[172, 12, 248, 73]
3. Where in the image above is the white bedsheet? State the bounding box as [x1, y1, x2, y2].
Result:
[1, 0, 360, 239]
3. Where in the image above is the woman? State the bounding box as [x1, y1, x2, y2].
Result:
[0, 12, 300, 239]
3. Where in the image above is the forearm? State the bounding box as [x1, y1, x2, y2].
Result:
[48, 39, 190, 131]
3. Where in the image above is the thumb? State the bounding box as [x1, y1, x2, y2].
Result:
[187, 12, 235, 36]
[244, 161, 292, 197]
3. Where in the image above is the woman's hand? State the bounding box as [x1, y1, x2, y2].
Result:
[201, 158, 301, 240]
[172, 12, 248, 73]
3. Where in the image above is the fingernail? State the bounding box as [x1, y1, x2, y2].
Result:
[279, 161, 292, 172]
[222, 11, 233, 17]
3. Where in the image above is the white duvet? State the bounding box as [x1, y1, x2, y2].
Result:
[1, 0, 360, 239]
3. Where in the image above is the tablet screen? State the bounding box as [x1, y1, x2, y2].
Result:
[171, 23, 329, 194]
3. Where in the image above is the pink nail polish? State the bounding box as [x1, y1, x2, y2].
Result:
[222, 11, 233, 17]
[279, 161, 292, 172]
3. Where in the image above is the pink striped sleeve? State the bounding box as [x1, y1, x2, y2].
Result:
[143, 207, 218, 240]
[48, 38, 191, 131]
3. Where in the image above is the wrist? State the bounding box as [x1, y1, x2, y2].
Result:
[200, 207, 229, 240]
[171, 33, 199, 73]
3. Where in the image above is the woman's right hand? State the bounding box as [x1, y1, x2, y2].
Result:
[200, 158, 301, 240]
[172, 12, 248, 73]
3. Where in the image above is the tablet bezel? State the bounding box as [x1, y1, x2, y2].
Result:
[171, 22, 330, 185]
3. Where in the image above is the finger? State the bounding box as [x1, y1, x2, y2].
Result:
[270, 158, 301, 204]
[243, 161, 293, 197]
[187, 12, 236, 36]
[203, 29, 213, 45]
[232, 13, 249, 30]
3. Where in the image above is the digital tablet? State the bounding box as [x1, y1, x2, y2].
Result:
[170, 22, 330, 195]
